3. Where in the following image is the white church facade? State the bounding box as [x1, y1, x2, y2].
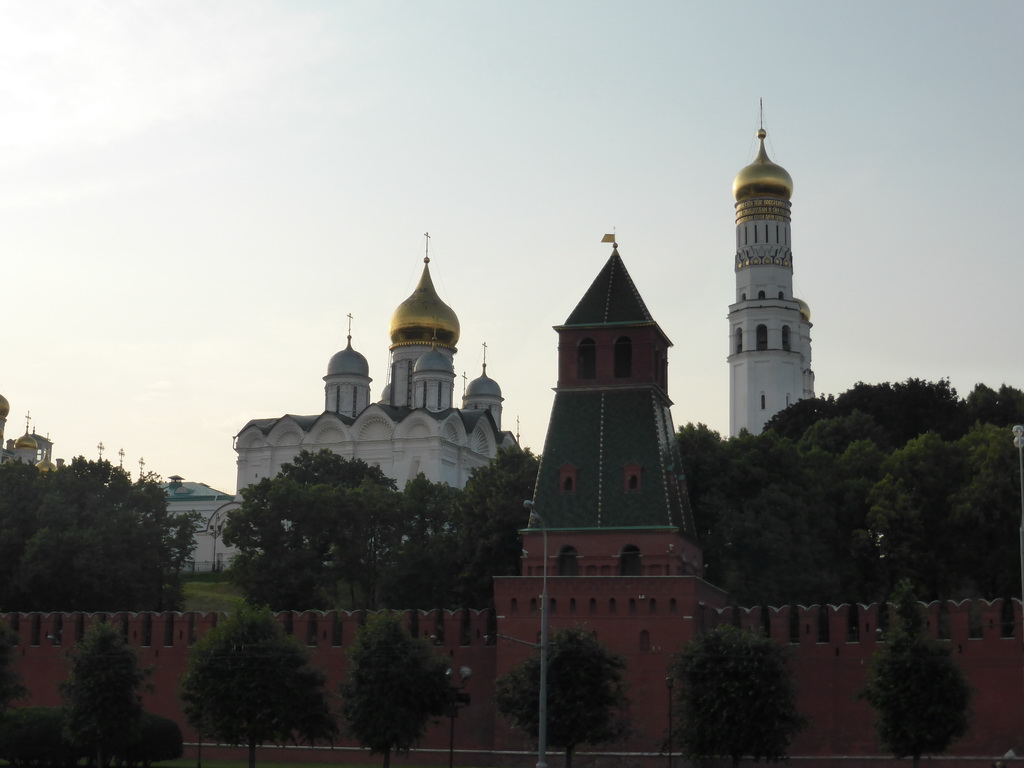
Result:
[234, 254, 516, 492]
[728, 127, 815, 435]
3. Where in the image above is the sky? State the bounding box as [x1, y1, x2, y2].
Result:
[1, 1, 1022, 495]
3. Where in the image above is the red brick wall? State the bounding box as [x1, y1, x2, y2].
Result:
[5, 593, 1023, 767]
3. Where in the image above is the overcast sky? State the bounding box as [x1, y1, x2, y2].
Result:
[1, 1, 1021, 494]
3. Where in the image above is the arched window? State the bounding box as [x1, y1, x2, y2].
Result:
[609, 598, 617, 615]
[760, 393, 766, 410]
[614, 336, 632, 378]
[639, 630, 651, 652]
[577, 338, 596, 379]
[778, 291, 784, 299]
[735, 328, 743, 354]
[589, 598, 597, 615]
[620, 545, 642, 576]
[756, 324, 768, 351]
[557, 546, 579, 576]
[758, 290, 766, 299]
[782, 325, 791, 351]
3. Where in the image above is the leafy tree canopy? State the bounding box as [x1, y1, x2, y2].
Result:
[224, 450, 403, 610]
[179, 604, 336, 768]
[671, 624, 805, 768]
[340, 612, 449, 768]
[61, 621, 151, 768]
[0, 458, 199, 612]
[678, 379, 1024, 606]
[495, 626, 628, 768]
[860, 581, 971, 768]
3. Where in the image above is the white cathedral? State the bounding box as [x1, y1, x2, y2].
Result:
[233, 255, 517, 492]
[728, 127, 815, 435]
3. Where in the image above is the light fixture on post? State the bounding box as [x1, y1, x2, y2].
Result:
[525, 499, 548, 768]
[1013, 425, 1024, 610]
[445, 665, 472, 768]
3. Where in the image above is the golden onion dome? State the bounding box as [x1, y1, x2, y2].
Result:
[796, 298, 811, 322]
[733, 128, 793, 202]
[389, 258, 460, 349]
[15, 433, 37, 450]
[0, 393, 9, 419]
[36, 457, 57, 472]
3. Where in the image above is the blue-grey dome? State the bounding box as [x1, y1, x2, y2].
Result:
[466, 365, 502, 398]
[414, 347, 453, 374]
[327, 339, 369, 377]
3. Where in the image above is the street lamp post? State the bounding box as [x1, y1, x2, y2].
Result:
[525, 500, 548, 768]
[1013, 425, 1024, 610]
[445, 665, 472, 768]
[666, 676, 674, 768]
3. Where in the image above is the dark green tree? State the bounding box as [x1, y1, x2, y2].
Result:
[860, 581, 971, 768]
[0, 458, 199, 611]
[61, 621, 151, 767]
[671, 624, 805, 768]
[494, 626, 628, 768]
[340, 611, 449, 768]
[450, 446, 540, 607]
[378, 474, 460, 608]
[0, 622, 26, 713]
[180, 604, 336, 768]
[863, 432, 965, 600]
[225, 450, 401, 609]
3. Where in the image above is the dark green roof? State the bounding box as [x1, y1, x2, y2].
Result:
[562, 248, 654, 327]
[532, 389, 696, 537]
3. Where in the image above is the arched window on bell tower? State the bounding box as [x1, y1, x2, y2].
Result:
[735, 328, 743, 353]
[756, 324, 768, 351]
[782, 325, 791, 351]
[577, 338, 596, 379]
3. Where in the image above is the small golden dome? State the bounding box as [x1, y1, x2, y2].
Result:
[796, 298, 811, 322]
[733, 129, 793, 202]
[389, 258, 460, 348]
[36, 458, 57, 472]
[0, 394, 9, 419]
[15, 433, 37, 450]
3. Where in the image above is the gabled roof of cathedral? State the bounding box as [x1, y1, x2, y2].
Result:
[560, 247, 656, 328]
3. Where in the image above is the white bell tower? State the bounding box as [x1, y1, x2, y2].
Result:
[728, 126, 814, 435]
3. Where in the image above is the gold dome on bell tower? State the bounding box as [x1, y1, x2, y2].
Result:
[389, 257, 461, 349]
[733, 128, 794, 202]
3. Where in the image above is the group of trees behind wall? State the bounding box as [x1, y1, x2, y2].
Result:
[223, 446, 540, 611]
[0, 377, 1021, 614]
[0, 458, 200, 612]
[683, 379, 1024, 607]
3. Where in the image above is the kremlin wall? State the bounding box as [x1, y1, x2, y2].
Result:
[4, 596, 1023, 766]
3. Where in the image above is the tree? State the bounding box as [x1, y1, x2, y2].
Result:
[860, 581, 971, 768]
[0, 458, 200, 612]
[224, 450, 402, 610]
[180, 604, 336, 768]
[494, 626, 628, 768]
[378, 474, 460, 609]
[61, 621, 151, 767]
[450, 446, 540, 607]
[0, 622, 26, 713]
[671, 624, 805, 768]
[341, 611, 449, 768]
